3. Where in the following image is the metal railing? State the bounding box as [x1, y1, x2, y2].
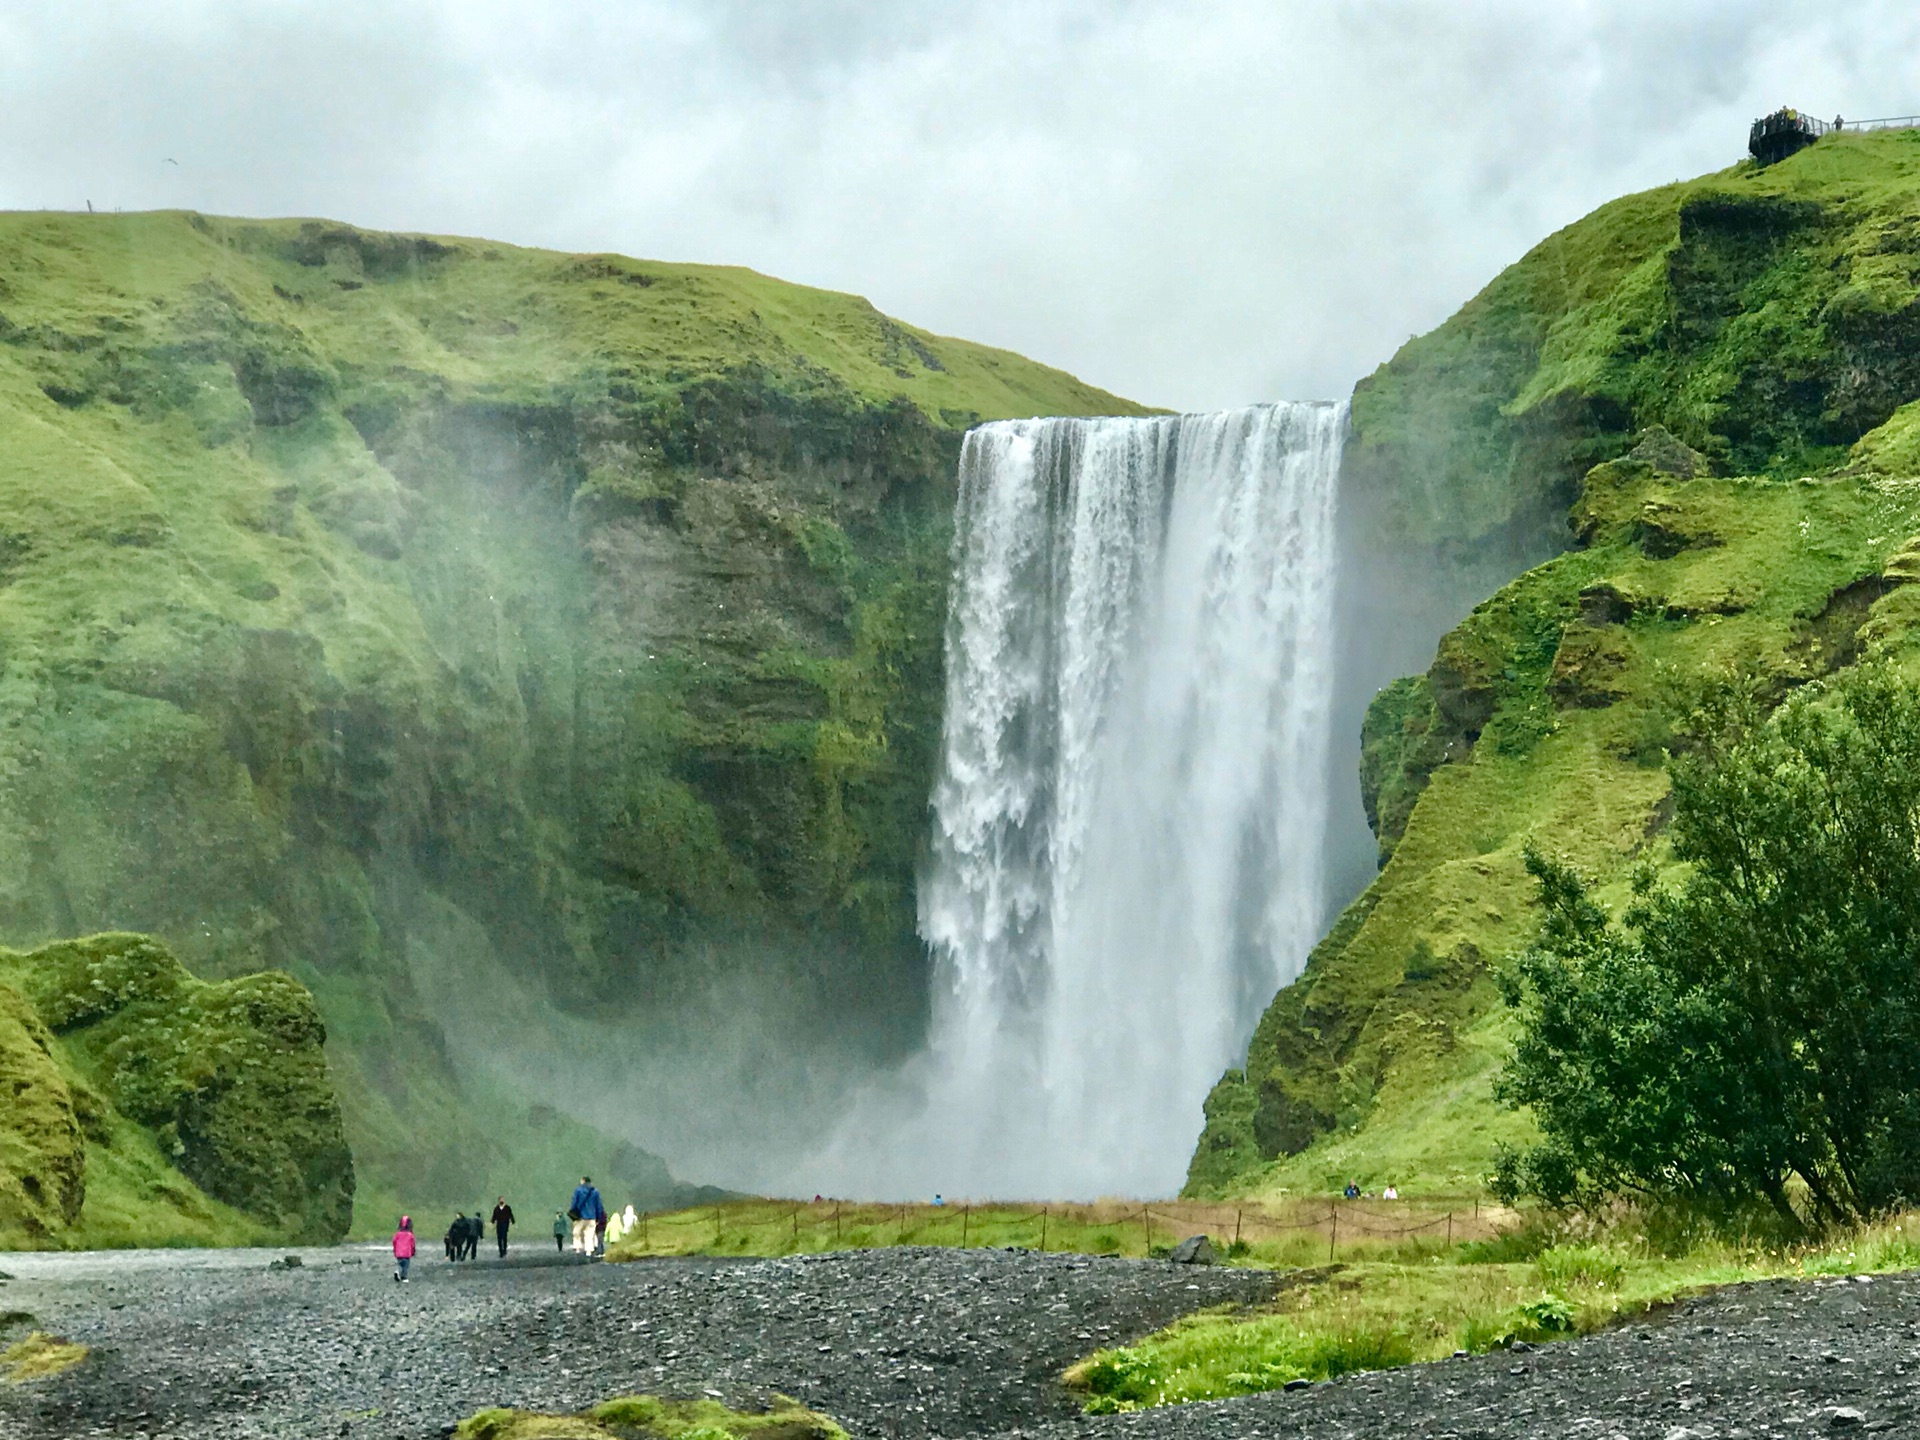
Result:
[1749, 110, 1920, 166]
[1755, 112, 1920, 141]
[1843, 114, 1920, 133]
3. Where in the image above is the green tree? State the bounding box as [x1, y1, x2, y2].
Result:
[1498, 665, 1920, 1229]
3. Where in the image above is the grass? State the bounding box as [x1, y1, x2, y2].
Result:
[1346, 128, 1920, 557]
[456, 1394, 845, 1440]
[1065, 1213, 1920, 1412]
[606, 1195, 1510, 1265]
[0, 1332, 88, 1384]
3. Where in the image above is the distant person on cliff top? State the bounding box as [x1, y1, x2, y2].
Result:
[1343, 1181, 1360, 1200]
[552, 1211, 568, 1252]
[392, 1215, 415, 1282]
[569, 1176, 606, 1253]
[490, 1197, 516, 1258]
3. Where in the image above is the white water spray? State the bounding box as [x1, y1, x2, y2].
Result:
[817, 402, 1344, 1199]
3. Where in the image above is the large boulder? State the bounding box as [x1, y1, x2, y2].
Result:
[4, 933, 355, 1242]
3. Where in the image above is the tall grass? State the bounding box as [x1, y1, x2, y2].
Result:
[1064, 1210, 1920, 1412]
[606, 1195, 1505, 1264]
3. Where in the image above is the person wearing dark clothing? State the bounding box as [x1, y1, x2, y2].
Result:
[491, 1197, 516, 1258]
[461, 1212, 481, 1261]
[553, 1211, 568, 1252]
[445, 1215, 464, 1261]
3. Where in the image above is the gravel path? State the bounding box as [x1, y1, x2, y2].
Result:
[7, 1247, 1919, 1440]
[0, 1244, 1273, 1439]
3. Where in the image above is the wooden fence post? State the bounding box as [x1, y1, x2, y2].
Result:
[835, 1202, 842, 1244]
[962, 1205, 969, 1248]
[1328, 1203, 1338, 1263]
[1040, 1206, 1048, 1253]
[1234, 1208, 1243, 1249]
[1141, 1207, 1151, 1255]
[1445, 1211, 1453, 1249]
[793, 1207, 800, 1247]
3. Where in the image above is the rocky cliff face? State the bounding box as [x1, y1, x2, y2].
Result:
[0, 211, 1143, 1216]
[1196, 129, 1920, 1197]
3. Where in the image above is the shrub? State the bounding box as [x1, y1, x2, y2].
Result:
[1515, 1293, 1577, 1337]
[1500, 666, 1920, 1230]
[1077, 1348, 1164, 1405]
[1535, 1245, 1626, 1291]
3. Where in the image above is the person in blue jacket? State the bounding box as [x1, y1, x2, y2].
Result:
[568, 1176, 606, 1253]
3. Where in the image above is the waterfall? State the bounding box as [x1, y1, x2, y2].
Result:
[820, 401, 1345, 1199]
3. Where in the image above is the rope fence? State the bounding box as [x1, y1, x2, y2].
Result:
[613, 1193, 1510, 1261]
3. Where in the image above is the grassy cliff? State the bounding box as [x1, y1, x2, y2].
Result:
[1345, 127, 1920, 564]
[0, 210, 1144, 1223]
[1196, 128, 1920, 1199]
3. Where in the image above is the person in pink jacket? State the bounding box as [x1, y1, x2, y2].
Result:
[392, 1215, 416, 1282]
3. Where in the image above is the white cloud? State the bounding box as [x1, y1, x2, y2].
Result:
[5, 1, 1919, 409]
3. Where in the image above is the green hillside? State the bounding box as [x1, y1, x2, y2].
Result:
[1344, 128, 1920, 563]
[0, 210, 1144, 1232]
[1196, 128, 1920, 1199]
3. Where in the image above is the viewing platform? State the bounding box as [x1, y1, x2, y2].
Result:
[1751, 108, 1920, 165]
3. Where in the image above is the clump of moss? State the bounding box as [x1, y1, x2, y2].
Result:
[0, 984, 85, 1239]
[1359, 677, 1450, 865]
[0, 933, 353, 1242]
[1, 1332, 88, 1384]
[456, 1395, 845, 1440]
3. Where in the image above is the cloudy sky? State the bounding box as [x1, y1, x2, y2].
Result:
[5, 1, 1918, 410]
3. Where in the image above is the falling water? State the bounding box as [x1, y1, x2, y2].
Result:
[817, 402, 1345, 1199]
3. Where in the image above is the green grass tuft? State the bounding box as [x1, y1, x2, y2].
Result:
[455, 1394, 845, 1440]
[1068, 1210, 1920, 1411]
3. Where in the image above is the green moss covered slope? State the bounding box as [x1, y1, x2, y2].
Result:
[1197, 128, 1920, 1199]
[0, 210, 1144, 1224]
[1343, 128, 1920, 578]
[0, 931, 350, 1246]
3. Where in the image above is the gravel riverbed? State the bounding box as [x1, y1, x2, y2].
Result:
[2, 1247, 1916, 1440]
[0, 1244, 1272, 1439]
